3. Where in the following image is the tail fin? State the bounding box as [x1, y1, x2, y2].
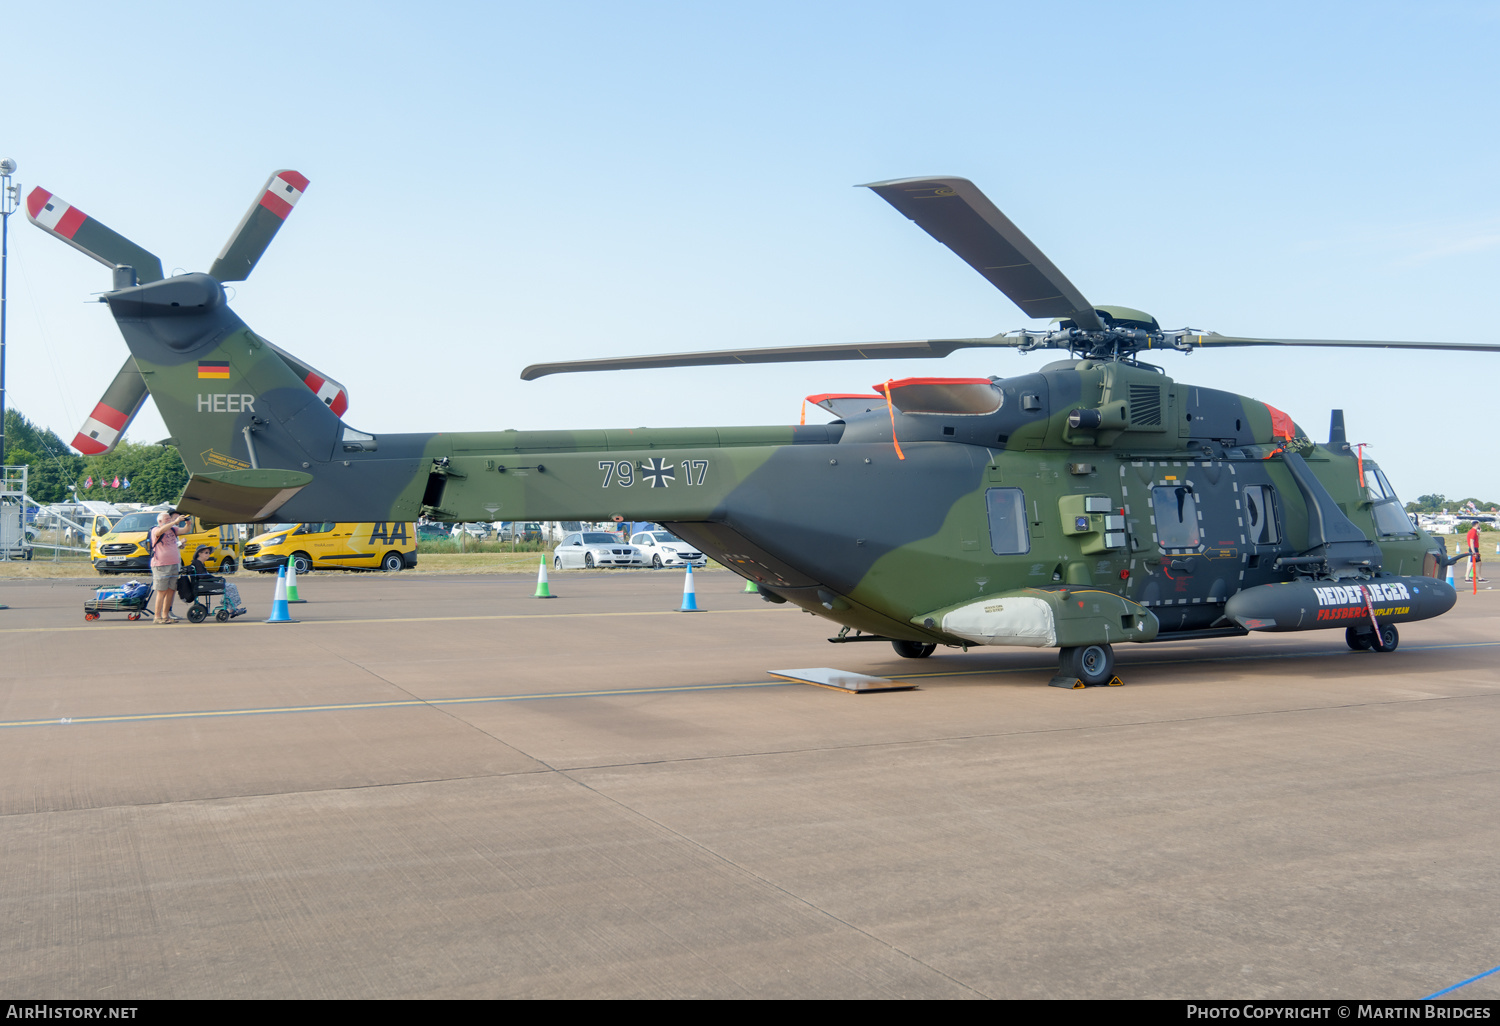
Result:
[105, 273, 345, 519]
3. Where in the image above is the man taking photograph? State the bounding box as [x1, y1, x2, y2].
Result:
[150, 511, 188, 624]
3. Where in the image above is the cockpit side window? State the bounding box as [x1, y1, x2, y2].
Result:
[1367, 468, 1416, 536]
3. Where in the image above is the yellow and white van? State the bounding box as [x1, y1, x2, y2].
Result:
[93, 510, 238, 575]
[242, 522, 417, 573]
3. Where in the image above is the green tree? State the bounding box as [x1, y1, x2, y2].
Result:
[3, 409, 84, 503]
[1406, 493, 1447, 513]
[78, 440, 187, 505]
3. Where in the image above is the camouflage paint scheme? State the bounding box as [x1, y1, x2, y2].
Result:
[34, 169, 1466, 682]
[104, 269, 1445, 653]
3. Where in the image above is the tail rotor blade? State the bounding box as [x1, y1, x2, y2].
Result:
[261, 338, 349, 417]
[72, 358, 150, 455]
[209, 170, 310, 282]
[862, 176, 1103, 331]
[25, 188, 164, 283]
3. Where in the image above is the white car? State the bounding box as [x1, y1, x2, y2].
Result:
[450, 522, 493, 539]
[553, 532, 645, 569]
[629, 530, 706, 569]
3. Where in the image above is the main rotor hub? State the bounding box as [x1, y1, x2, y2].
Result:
[1014, 324, 1199, 361]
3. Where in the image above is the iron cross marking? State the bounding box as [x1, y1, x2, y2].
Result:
[641, 458, 676, 488]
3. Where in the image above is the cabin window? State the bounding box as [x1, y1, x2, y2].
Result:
[1244, 485, 1280, 545]
[1152, 485, 1200, 549]
[985, 488, 1030, 555]
[1366, 468, 1416, 536]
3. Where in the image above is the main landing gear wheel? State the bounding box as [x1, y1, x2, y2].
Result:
[1346, 624, 1399, 652]
[892, 640, 936, 659]
[1058, 643, 1115, 686]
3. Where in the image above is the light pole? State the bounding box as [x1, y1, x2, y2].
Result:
[0, 158, 17, 467]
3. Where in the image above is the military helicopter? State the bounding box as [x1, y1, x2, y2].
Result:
[29, 172, 1495, 686]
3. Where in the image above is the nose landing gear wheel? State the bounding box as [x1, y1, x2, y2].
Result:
[1375, 623, 1399, 651]
[1052, 643, 1116, 687]
[1347, 624, 1399, 651]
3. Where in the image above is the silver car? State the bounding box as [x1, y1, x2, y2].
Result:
[553, 532, 645, 569]
[629, 530, 706, 569]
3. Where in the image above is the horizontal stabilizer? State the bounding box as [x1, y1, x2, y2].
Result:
[209, 170, 309, 282]
[176, 468, 315, 524]
[26, 187, 164, 283]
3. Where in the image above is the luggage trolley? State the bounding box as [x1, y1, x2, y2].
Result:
[84, 580, 151, 621]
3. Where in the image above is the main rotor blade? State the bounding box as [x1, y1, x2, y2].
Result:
[863, 176, 1104, 331]
[1163, 334, 1500, 354]
[25, 188, 164, 283]
[520, 337, 1012, 380]
[209, 170, 310, 282]
[71, 358, 150, 455]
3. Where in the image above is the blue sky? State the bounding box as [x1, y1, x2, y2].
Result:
[6, 0, 1500, 500]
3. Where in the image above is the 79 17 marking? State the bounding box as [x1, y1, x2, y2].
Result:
[599, 459, 708, 488]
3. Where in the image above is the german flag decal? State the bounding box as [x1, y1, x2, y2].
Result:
[197, 361, 231, 380]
